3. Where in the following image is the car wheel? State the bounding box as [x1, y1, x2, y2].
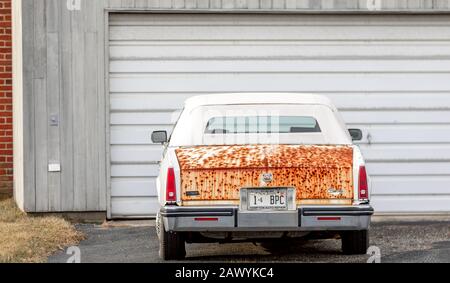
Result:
[158, 216, 186, 260]
[341, 230, 369, 255]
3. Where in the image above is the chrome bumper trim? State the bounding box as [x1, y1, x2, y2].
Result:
[301, 205, 374, 216]
[161, 205, 373, 232]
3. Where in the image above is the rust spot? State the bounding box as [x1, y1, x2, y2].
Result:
[176, 145, 354, 203]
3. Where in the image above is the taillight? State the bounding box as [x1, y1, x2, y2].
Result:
[166, 168, 177, 203]
[358, 165, 369, 200]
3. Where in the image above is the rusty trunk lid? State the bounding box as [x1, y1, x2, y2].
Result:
[175, 145, 354, 205]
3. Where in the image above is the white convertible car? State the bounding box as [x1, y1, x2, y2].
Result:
[152, 93, 373, 260]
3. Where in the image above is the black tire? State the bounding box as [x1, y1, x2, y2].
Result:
[158, 217, 186, 260]
[341, 230, 369, 255]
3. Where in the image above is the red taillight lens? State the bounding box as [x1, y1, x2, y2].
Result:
[166, 168, 177, 202]
[359, 165, 369, 200]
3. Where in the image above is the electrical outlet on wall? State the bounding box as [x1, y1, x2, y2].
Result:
[48, 163, 61, 172]
[50, 114, 59, 126]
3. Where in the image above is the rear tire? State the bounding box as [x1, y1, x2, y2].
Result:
[341, 230, 369, 255]
[158, 216, 186, 260]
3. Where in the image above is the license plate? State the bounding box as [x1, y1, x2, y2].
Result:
[247, 188, 288, 210]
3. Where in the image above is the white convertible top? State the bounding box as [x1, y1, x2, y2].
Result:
[185, 93, 337, 111]
[170, 93, 352, 146]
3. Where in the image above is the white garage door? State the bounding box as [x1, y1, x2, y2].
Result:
[109, 13, 450, 218]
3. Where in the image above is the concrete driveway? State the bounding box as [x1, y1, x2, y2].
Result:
[48, 218, 450, 263]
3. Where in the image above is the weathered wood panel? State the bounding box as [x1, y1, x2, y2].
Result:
[60, 0, 75, 211]
[100, 0, 450, 10]
[47, 0, 61, 212]
[19, 0, 112, 212]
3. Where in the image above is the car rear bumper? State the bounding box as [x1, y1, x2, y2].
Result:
[160, 205, 373, 232]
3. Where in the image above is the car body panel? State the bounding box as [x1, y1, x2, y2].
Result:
[175, 144, 354, 203]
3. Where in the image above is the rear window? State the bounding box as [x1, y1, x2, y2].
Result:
[205, 116, 321, 134]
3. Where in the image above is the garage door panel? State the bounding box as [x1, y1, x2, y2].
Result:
[110, 73, 450, 93]
[109, 14, 450, 26]
[110, 59, 450, 74]
[111, 178, 157, 197]
[111, 197, 161, 218]
[342, 110, 450, 124]
[111, 112, 180, 125]
[372, 176, 450, 195]
[110, 44, 450, 60]
[111, 164, 160, 178]
[330, 93, 450, 110]
[367, 162, 450, 176]
[360, 144, 450, 161]
[110, 93, 189, 111]
[351, 125, 450, 144]
[111, 145, 163, 163]
[372, 195, 450, 213]
[109, 26, 450, 41]
[111, 125, 173, 145]
[109, 14, 450, 217]
[110, 92, 450, 111]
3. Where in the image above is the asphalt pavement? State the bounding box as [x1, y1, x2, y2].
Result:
[48, 219, 450, 263]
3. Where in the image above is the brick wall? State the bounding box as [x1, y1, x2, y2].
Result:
[0, 0, 12, 194]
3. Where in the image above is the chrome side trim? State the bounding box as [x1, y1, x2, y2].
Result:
[160, 206, 235, 218]
[301, 205, 374, 216]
